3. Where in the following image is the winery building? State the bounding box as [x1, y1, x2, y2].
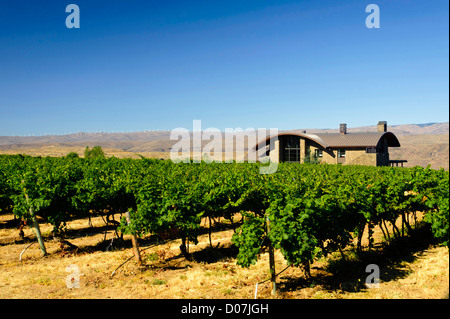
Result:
[255, 121, 406, 167]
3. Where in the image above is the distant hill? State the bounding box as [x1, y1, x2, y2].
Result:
[297, 122, 449, 135]
[389, 134, 449, 170]
[356, 122, 449, 135]
[0, 122, 448, 170]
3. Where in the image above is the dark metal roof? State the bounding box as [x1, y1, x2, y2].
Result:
[254, 131, 400, 150]
[315, 132, 400, 148]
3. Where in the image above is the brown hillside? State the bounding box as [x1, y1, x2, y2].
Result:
[0, 123, 448, 169]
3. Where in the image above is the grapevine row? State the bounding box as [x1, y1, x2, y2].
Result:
[0, 155, 448, 269]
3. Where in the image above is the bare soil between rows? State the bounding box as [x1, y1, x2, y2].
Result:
[0, 212, 448, 299]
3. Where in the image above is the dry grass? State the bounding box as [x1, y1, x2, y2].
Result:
[0, 212, 448, 299]
[0, 146, 170, 160]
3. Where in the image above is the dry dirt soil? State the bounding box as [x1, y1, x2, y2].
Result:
[0, 212, 448, 299]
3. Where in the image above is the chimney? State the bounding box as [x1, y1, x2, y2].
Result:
[340, 123, 347, 135]
[377, 121, 387, 132]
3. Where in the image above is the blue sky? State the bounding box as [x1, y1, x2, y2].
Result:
[0, 0, 448, 136]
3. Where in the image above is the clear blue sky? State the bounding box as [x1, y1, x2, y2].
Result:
[0, 0, 448, 136]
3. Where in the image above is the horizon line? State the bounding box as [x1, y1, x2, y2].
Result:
[0, 121, 448, 138]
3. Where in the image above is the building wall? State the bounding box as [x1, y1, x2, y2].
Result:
[300, 139, 307, 163]
[268, 135, 391, 167]
[308, 147, 377, 166]
[322, 150, 336, 164]
[269, 139, 280, 163]
[309, 144, 336, 164]
[344, 149, 377, 166]
[376, 152, 389, 166]
[376, 137, 390, 166]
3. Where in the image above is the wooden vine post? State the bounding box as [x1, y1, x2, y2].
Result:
[126, 211, 142, 266]
[22, 181, 47, 256]
[266, 214, 276, 296]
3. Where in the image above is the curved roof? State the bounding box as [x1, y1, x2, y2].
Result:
[315, 131, 400, 148]
[254, 132, 329, 150]
[255, 131, 400, 150]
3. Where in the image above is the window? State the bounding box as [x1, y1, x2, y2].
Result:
[337, 149, 346, 158]
[315, 149, 323, 158]
[366, 147, 377, 154]
[283, 136, 301, 162]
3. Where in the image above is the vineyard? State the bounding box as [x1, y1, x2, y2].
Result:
[0, 154, 448, 298]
